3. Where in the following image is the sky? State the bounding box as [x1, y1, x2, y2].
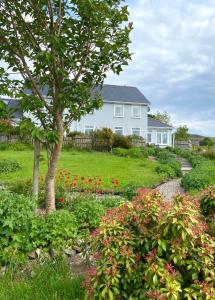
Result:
[106, 0, 215, 136]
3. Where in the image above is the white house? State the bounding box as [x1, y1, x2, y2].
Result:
[70, 84, 174, 147]
[1, 84, 174, 147]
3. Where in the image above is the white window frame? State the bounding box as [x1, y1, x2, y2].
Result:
[114, 126, 124, 135]
[114, 104, 124, 118]
[131, 105, 141, 119]
[131, 128, 141, 136]
[84, 125, 95, 134]
[156, 130, 168, 145]
[147, 129, 152, 143]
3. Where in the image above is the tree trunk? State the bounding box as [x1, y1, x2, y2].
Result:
[32, 139, 40, 199]
[45, 115, 64, 214]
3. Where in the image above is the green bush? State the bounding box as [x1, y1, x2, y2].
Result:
[0, 191, 78, 265]
[30, 210, 78, 251]
[113, 134, 132, 149]
[64, 194, 124, 231]
[181, 162, 215, 191]
[200, 186, 215, 236]
[0, 191, 36, 264]
[84, 191, 215, 299]
[155, 164, 176, 178]
[0, 159, 21, 174]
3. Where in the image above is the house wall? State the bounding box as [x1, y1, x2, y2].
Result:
[70, 102, 149, 137]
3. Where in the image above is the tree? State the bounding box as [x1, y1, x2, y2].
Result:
[175, 125, 189, 141]
[149, 111, 171, 125]
[0, 0, 132, 213]
[200, 137, 214, 150]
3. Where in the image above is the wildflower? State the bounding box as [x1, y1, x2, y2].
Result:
[81, 176, 85, 181]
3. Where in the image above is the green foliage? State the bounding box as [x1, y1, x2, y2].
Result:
[0, 191, 36, 264]
[91, 128, 115, 151]
[149, 111, 171, 125]
[123, 183, 139, 201]
[85, 191, 215, 299]
[64, 194, 124, 231]
[181, 162, 215, 191]
[200, 137, 214, 148]
[113, 135, 133, 149]
[200, 186, 215, 236]
[0, 259, 84, 300]
[175, 125, 189, 141]
[0, 159, 21, 174]
[112, 147, 148, 158]
[0, 191, 78, 265]
[0, 142, 33, 151]
[155, 164, 176, 178]
[30, 210, 78, 251]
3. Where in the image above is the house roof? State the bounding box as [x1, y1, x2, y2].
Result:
[25, 84, 151, 105]
[148, 117, 173, 129]
[1, 98, 23, 119]
[97, 84, 151, 105]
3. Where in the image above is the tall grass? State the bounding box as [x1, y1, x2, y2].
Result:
[0, 258, 84, 300]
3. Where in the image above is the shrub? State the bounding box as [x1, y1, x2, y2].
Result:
[200, 186, 215, 236]
[155, 164, 176, 178]
[0, 159, 21, 174]
[30, 210, 78, 251]
[123, 183, 139, 200]
[84, 191, 215, 299]
[0, 191, 78, 265]
[113, 134, 132, 149]
[64, 194, 124, 231]
[181, 162, 215, 191]
[0, 191, 36, 264]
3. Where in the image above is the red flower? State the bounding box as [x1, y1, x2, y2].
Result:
[57, 197, 65, 203]
[81, 176, 85, 181]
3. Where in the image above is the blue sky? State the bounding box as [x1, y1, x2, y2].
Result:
[106, 0, 215, 136]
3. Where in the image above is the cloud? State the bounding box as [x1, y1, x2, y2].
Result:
[106, 0, 215, 136]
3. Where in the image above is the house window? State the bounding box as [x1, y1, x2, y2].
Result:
[163, 131, 168, 144]
[147, 129, 152, 143]
[84, 125, 95, 134]
[114, 127, 124, 135]
[131, 105, 141, 118]
[114, 104, 124, 118]
[157, 130, 168, 144]
[157, 131, 162, 144]
[132, 128, 141, 136]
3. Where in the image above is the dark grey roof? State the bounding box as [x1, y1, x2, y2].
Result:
[2, 99, 23, 119]
[148, 117, 173, 128]
[25, 84, 151, 105]
[96, 84, 150, 105]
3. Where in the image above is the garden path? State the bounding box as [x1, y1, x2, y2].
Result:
[156, 156, 192, 201]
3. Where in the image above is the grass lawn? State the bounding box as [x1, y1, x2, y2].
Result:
[0, 259, 84, 300]
[0, 149, 166, 189]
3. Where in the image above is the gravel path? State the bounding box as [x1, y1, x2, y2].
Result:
[157, 178, 185, 201]
[156, 156, 192, 201]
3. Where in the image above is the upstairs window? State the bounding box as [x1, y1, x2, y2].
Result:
[114, 127, 124, 135]
[114, 104, 124, 117]
[131, 105, 141, 118]
[132, 128, 141, 136]
[84, 125, 95, 134]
